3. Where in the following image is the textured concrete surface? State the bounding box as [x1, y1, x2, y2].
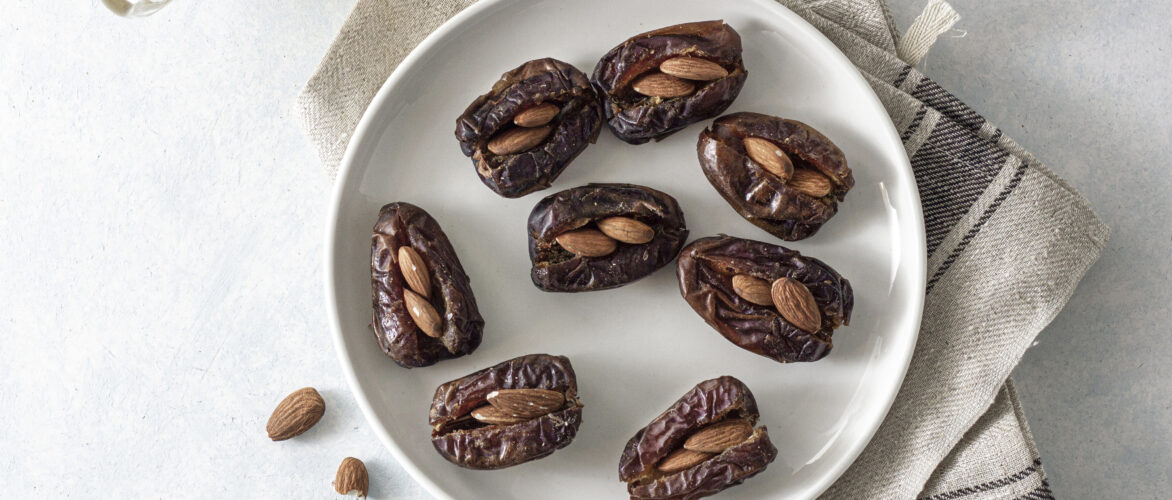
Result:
[0, 1, 1166, 498]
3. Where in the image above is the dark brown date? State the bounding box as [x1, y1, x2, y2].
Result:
[529, 183, 689, 292]
[455, 58, 603, 198]
[698, 112, 854, 240]
[430, 354, 583, 469]
[592, 20, 747, 144]
[676, 235, 853, 363]
[619, 376, 777, 499]
[371, 202, 483, 368]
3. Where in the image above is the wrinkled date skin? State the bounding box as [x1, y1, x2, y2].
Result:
[698, 112, 854, 240]
[676, 235, 853, 363]
[592, 20, 748, 144]
[430, 354, 583, 469]
[455, 58, 603, 198]
[371, 203, 484, 368]
[529, 183, 689, 292]
[619, 376, 777, 500]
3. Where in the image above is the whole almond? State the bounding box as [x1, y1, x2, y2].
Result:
[659, 57, 728, 81]
[470, 404, 530, 425]
[266, 387, 325, 441]
[487, 125, 551, 155]
[333, 457, 369, 498]
[513, 103, 559, 127]
[596, 216, 655, 244]
[772, 277, 821, 332]
[743, 137, 794, 181]
[555, 229, 617, 257]
[403, 288, 442, 338]
[731, 274, 773, 306]
[788, 169, 832, 197]
[487, 388, 565, 418]
[632, 72, 695, 98]
[397, 246, 431, 298]
[657, 448, 713, 473]
[683, 419, 754, 453]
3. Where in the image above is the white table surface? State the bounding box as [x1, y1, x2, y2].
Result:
[2, 1, 1167, 498]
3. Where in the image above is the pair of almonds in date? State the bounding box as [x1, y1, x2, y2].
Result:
[487, 102, 560, 155]
[469, 388, 567, 425]
[743, 137, 832, 197]
[632, 56, 729, 99]
[658, 418, 755, 472]
[554, 216, 656, 258]
[397, 246, 443, 338]
[731, 274, 822, 332]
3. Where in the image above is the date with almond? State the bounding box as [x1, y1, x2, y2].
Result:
[677, 235, 853, 363]
[528, 183, 688, 292]
[592, 20, 747, 144]
[619, 376, 777, 499]
[372, 202, 484, 368]
[698, 112, 854, 240]
[456, 58, 603, 198]
[430, 354, 583, 469]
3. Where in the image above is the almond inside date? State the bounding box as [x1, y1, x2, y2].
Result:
[397, 244, 444, 338]
[731, 274, 823, 333]
[466, 388, 568, 426]
[656, 417, 754, 473]
[744, 135, 835, 197]
[632, 56, 731, 99]
[552, 216, 656, 258]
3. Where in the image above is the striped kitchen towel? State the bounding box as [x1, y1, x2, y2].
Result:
[296, 0, 1109, 497]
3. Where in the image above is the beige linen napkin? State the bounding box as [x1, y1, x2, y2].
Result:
[298, 1, 1108, 497]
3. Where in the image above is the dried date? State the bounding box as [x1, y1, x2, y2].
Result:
[592, 20, 748, 144]
[371, 203, 484, 368]
[529, 183, 688, 292]
[698, 112, 854, 240]
[619, 376, 777, 499]
[455, 58, 603, 198]
[430, 354, 583, 469]
[676, 235, 853, 363]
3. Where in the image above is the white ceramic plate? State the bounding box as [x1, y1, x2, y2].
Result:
[326, 0, 925, 498]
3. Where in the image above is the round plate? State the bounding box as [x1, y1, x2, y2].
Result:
[325, 0, 925, 498]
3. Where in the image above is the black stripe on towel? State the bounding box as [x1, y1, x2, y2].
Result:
[919, 459, 1043, 500]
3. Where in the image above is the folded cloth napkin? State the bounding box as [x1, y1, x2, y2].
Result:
[297, 0, 1109, 497]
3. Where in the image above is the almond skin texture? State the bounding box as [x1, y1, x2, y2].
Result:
[657, 448, 714, 473]
[659, 57, 729, 81]
[683, 419, 754, 453]
[513, 103, 560, 127]
[266, 387, 325, 441]
[487, 126, 552, 155]
[772, 277, 822, 332]
[731, 275, 773, 306]
[487, 388, 565, 418]
[403, 288, 442, 338]
[470, 404, 530, 425]
[788, 169, 832, 197]
[632, 72, 695, 98]
[743, 137, 794, 182]
[555, 229, 618, 257]
[334, 457, 369, 498]
[397, 246, 431, 298]
[596, 216, 655, 244]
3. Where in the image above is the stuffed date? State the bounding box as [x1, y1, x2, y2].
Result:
[592, 20, 747, 144]
[455, 58, 603, 198]
[529, 183, 688, 292]
[676, 235, 853, 363]
[619, 376, 777, 500]
[698, 112, 854, 240]
[371, 202, 484, 368]
[430, 354, 583, 469]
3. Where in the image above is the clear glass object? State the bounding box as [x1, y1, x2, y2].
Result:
[102, 0, 171, 17]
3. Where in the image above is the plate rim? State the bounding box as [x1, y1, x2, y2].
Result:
[324, 0, 927, 498]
